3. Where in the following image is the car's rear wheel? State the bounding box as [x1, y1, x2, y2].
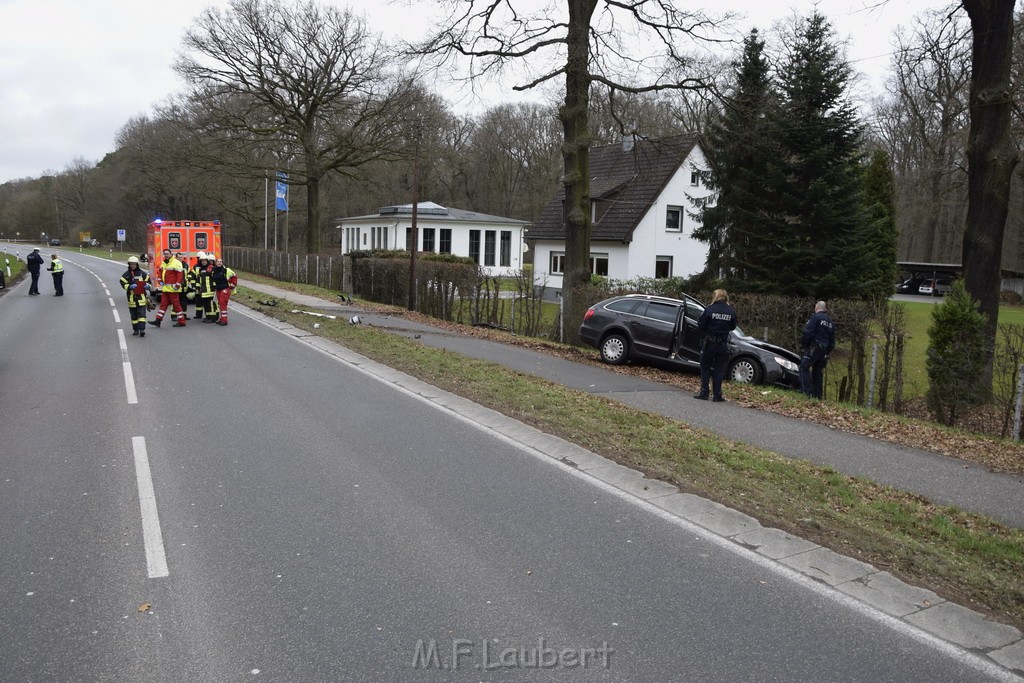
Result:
[728, 357, 763, 384]
[600, 333, 629, 365]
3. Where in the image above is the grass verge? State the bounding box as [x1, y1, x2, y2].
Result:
[235, 285, 1024, 630]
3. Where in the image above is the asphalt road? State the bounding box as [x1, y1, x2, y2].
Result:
[0, 252, 1012, 681]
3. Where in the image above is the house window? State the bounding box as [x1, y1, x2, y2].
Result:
[484, 230, 496, 266]
[469, 230, 481, 264]
[439, 229, 452, 254]
[666, 207, 683, 232]
[343, 227, 357, 253]
[423, 228, 435, 253]
[405, 227, 414, 251]
[549, 252, 606, 276]
[690, 170, 700, 186]
[371, 226, 388, 250]
[655, 256, 673, 279]
[500, 231, 512, 267]
[550, 252, 565, 275]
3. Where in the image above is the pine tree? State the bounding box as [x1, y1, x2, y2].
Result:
[861, 149, 899, 303]
[927, 279, 989, 425]
[769, 12, 872, 299]
[694, 29, 780, 289]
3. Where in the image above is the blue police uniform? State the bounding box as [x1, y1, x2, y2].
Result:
[799, 309, 836, 399]
[695, 300, 737, 401]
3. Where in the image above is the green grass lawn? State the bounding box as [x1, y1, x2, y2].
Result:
[826, 298, 1024, 401]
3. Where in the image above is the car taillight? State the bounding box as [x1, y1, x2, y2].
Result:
[583, 307, 595, 321]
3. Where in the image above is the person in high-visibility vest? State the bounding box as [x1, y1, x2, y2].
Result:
[151, 248, 187, 327]
[192, 252, 218, 322]
[46, 253, 64, 296]
[119, 256, 150, 337]
[211, 256, 237, 326]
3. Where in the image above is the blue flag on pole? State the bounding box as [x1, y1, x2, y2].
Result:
[275, 173, 288, 211]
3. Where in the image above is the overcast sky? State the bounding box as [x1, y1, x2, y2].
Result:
[0, 0, 937, 184]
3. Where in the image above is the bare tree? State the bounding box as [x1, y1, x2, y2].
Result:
[176, 0, 414, 253]
[54, 158, 97, 238]
[414, 0, 729, 339]
[876, 11, 971, 263]
[464, 102, 563, 220]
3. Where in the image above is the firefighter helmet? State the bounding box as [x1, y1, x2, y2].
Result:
[127, 256, 139, 265]
[196, 251, 207, 260]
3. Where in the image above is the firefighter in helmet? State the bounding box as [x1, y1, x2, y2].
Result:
[120, 256, 151, 337]
[211, 256, 237, 325]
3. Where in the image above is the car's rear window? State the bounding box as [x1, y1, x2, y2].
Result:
[605, 299, 641, 314]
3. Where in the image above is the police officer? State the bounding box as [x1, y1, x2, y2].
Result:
[800, 300, 836, 399]
[47, 253, 64, 296]
[26, 247, 44, 295]
[694, 289, 737, 402]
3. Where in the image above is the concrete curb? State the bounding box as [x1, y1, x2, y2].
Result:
[239, 300, 1024, 678]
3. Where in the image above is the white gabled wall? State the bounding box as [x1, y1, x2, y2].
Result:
[531, 239, 563, 291]
[628, 145, 712, 279]
[530, 143, 715, 291]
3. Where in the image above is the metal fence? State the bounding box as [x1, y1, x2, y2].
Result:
[223, 246, 345, 291]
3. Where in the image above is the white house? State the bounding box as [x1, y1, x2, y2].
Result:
[335, 201, 528, 277]
[528, 134, 714, 294]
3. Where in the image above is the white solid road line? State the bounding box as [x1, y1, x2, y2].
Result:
[131, 437, 169, 579]
[123, 362, 138, 404]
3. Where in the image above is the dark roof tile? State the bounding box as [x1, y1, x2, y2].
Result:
[528, 133, 699, 242]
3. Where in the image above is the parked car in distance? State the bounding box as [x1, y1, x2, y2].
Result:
[919, 279, 951, 296]
[895, 277, 926, 294]
[579, 293, 802, 388]
[48, 238, 61, 246]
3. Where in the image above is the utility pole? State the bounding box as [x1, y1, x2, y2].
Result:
[407, 122, 422, 311]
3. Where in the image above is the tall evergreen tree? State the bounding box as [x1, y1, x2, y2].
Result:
[769, 12, 872, 299]
[860, 149, 899, 302]
[694, 29, 780, 287]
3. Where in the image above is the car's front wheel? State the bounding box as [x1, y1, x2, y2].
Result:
[600, 334, 630, 365]
[728, 357, 763, 384]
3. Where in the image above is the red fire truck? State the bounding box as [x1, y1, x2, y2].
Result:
[145, 219, 222, 270]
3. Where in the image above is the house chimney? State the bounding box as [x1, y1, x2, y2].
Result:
[622, 133, 636, 152]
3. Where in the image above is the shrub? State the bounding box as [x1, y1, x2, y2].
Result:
[926, 279, 989, 426]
